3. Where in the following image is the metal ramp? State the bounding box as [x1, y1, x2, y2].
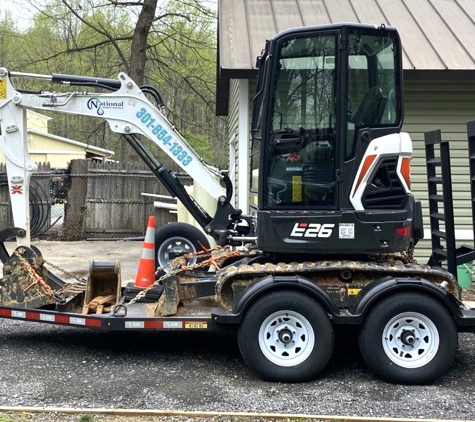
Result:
[424, 125, 475, 279]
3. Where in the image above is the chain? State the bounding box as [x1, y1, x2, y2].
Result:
[43, 259, 87, 284]
[113, 246, 242, 315]
[13, 251, 54, 298]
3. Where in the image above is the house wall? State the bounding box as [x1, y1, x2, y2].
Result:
[0, 111, 110, 170]
[228, 79, 250, 211]
[0, 132, 87, 169]
[27, 111, 50, 132]
[29, 132, 87, 168]
[403, 79, 475, 263]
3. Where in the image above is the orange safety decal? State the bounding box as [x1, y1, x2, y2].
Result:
[400, 157, 411, 190]
[352, 154, 376, 197]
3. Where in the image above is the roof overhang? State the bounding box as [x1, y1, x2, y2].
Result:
[28, 128, 114, 157]
[217, 0, 475, 116]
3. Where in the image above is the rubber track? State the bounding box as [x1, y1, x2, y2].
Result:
[215, 259, 458, 306]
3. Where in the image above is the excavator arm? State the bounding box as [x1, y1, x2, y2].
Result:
[0, 68, 253, 246]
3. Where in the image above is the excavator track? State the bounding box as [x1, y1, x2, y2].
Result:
[215, 257, 458, 310]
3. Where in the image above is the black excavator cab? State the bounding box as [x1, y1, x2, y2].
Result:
[250, 23, 423, 256]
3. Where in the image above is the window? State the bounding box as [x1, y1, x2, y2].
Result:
[346, 30, 400, 159]
[265, 33, 337, 208]
[272, 35, 336, 133]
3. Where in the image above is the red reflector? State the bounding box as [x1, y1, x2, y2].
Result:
[0, 309, 11, 317]
[86, 318, 102, 328]
[145, 321, 163, 329]
[395, 227, 411, 237]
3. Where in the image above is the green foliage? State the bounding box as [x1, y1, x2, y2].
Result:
[181, 129, 215, 163]
[0, 0, 228, 168]
[146, 0, 227, 167]
[0, 412, 33, 422]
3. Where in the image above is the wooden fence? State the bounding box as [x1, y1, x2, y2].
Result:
[0, 160, 192, 240]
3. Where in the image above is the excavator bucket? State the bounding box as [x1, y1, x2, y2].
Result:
[82, 260, 121, 315]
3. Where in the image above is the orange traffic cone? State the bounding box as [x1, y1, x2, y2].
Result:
[134, 215, 156, 288]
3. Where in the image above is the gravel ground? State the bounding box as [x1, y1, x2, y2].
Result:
[0, 319, 475, 421]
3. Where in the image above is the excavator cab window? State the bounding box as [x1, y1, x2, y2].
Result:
[345, 29, 401, 160]
[251, 24, 402, 211]
[262, 31, 338, 208]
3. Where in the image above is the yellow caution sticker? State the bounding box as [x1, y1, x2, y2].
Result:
[184, 321, 208, 329]
[0, 80, 6, 99]
[347, 288, 361, 296]
[292, 175, 302, 202]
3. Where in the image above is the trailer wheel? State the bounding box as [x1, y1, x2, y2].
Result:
[238, 290, 334, 382]
[359, 292, 457, 384]
[155, 222, 210, 275]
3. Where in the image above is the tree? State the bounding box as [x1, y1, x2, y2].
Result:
[2, 0, 227, 168]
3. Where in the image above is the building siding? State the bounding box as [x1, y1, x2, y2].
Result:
[0, 112, 112, 170]
[0, 133, 87, 169]
[403, 79, 475, 263]
[228, 79, 240, 207]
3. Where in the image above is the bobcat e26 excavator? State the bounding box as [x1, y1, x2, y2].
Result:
[1, 22, 475, 385]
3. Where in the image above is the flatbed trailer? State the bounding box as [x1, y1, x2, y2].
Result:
[2, 23, 475, 385]
[2, 277, 475, 332]
[2, 228, 475, 387]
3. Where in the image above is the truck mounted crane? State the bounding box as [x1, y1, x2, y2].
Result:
[1, 22, 475, 385]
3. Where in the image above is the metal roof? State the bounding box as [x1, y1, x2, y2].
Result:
[216, 0, 475, 114]
[218, 0, 475, 75]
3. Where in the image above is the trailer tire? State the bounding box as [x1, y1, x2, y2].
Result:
[359, 292, 457, 384]
[155, 222, 210, 276]
[238, 290, 334, 382]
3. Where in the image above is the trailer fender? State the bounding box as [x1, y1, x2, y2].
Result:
[351, 276, 463, 324]
[215, 275, 340, 324]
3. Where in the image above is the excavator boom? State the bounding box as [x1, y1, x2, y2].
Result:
[0, 68, 247, 245]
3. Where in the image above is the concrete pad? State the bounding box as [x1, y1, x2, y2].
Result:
[1, 239, 144, 286]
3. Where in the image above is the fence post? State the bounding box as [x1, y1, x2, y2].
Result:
[62, 159, 88, 240]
